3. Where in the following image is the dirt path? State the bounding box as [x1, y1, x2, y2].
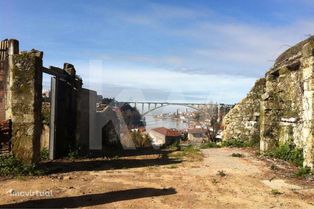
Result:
[0, 148, 313, 208]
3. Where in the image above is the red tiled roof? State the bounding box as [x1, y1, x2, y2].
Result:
[151, 127, 181, 137]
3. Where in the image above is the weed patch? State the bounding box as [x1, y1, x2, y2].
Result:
[265, 144, 303, 167]
[200, 142, 221, 149]
[67, 150, 80, 160]
[40, 148, 49, 161]
[271, 189, 283, 195]
[217, 170, 227, 177]
[294, 166, 311, 177]
[169, 145, 203, 161]
[222, 138, 259, 148]
[0, 155, 45, 176]
[166, 141, 180, 151]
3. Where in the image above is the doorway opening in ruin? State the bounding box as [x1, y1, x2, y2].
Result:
[101, 120, 123, 155]
[40, 73, 53, 159]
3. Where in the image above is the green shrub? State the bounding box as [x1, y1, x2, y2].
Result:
[222, 138, 259, 148]
[67, 150, 80, 160]
[222, 138, 246, 147]
[40, 148, 49, 160]
[294, 166, 311, 177]
[169, 145, 203, 161]
[200, 142, 221, 149]
[41, 102, 50, 125]
[245, 137, 260, 148]
[265, 144, 304, 166]
[0, 155, 45, 176]
[166, 141, 180, 151]
[131, 131, 151, 148]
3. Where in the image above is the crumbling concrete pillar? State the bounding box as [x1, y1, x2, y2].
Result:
[11, 50, 43, 164]
[76, 88, 97, 153]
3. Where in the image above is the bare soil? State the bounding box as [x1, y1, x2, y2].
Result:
[0, 147, 314, 208]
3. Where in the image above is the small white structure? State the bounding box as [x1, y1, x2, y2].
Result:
[148, 127, 181, 149]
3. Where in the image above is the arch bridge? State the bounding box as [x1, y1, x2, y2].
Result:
[121, 101, 233, 116]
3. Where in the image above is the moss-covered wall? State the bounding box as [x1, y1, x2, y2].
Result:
[223, 36, 314, 169]
[222, 78, 265, 142]
[11, 51, 42, 164]
[260, 61, 303, 150]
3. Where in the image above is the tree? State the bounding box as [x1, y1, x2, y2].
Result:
[131, 131, 151, 148]
[193, 112, 201, 122]
[120, 103, 143, 128]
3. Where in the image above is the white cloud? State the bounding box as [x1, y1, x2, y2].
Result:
[43, 3, 314, 103]
[79, 60, 256, 103]
[78, 4, 314, 80]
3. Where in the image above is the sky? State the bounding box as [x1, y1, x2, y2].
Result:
[1, 0, 314, 103]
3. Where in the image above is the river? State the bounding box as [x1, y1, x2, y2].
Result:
[142, 105, 196, 131]
[144, 114, 188, 131]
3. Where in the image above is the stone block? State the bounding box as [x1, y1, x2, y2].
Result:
[302, 41, 314, 58]
[10, 52, 42, 164]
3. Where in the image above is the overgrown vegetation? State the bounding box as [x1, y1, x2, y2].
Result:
[67, 150, 80, 160]
[222, 137, 259, 148]
[271, 189, 283, 195]
[166, 141, 180, 151]
[169, 145, 203, 161]
[0, 155, 45, 176]
[40, 148, 49, 160]
[200, 142, 221, 149]
[294, 166, 311, 177]
[131, 131, 151, 148]
[65, 144, 90, 160]
[41, 102, 51, 125]
[264, 143, 313, 178]
[265, 143, 304, 167]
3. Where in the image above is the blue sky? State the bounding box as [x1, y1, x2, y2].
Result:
[1, 0, 314, 103]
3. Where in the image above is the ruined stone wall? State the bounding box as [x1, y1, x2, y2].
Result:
[260, 59, 303, 151]
[223, 36, 314, 168]
[222, 78, 265, 141]
[260, 39, 314, 169]
[11, 51, 43, 163]
[300, 41, 314, 168]
[1, 38, 106, 161]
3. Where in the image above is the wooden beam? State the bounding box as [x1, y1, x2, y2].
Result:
[42, 66, 66, 77]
